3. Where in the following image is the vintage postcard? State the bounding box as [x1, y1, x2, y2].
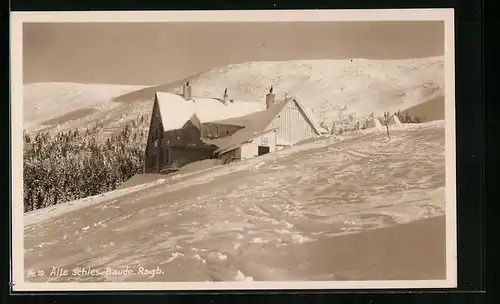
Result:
[11, 9, 456, 291]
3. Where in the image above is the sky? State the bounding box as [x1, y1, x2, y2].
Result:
[23, 21, 444, 85]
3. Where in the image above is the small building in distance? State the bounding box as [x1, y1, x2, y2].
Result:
[143, 82, 321, 173]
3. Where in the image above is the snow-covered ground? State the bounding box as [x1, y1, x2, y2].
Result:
[24, 121, 446, 282]
[22, 57, 444, 137]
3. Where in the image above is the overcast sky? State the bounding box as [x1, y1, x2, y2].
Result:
[23, 21, 444, 85]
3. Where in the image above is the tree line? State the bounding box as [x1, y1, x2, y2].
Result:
[23, 115, 150, 212]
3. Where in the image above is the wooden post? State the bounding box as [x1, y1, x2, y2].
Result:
[168, 146, 172, 166]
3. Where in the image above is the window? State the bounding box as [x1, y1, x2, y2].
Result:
[261, 137, 269, 146]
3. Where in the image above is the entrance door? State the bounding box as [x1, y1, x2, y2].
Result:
[258, 146, 270, 156]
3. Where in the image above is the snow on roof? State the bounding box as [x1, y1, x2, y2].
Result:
[155, 92, 264, 131]
[209, 99, 288, 131]
[210, 128, 277, 154]
[155, 92, 194, 131]
[202, 100, 287, 153]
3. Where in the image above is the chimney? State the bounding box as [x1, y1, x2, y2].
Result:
[182, 81, 192, 100]
[266, 86, 275, 109]
[223, 88, 229, 105]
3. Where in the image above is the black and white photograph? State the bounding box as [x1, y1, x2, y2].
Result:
[11, 9, 456, 291]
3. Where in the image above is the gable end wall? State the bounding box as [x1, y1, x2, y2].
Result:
[264, 100, 317, 144]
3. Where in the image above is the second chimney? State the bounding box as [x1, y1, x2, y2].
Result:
[183, 81, 192, 100]
[266, 86, 276, 109]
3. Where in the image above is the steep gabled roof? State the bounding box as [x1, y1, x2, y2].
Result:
[154, 93, 194, 131]
[154, 92, 264, 132]
[207, 99, 288, 133]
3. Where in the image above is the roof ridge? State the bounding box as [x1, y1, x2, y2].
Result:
[156, 91, 265, 104]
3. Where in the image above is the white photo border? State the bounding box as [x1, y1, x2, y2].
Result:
[10, 9, 456, 292]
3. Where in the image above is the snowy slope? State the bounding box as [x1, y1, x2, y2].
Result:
[166, 57, 445, 124]
[24, 122, 446, 282]
[23, 56, 444, 136]
[23, 82, 148, 134]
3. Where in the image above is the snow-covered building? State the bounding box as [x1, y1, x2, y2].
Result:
[144, 82, 321, 173]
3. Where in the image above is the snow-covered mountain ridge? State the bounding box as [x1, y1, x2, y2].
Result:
[23, 56, 444, 136]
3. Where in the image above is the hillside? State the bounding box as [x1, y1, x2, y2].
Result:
[24, 122, 446, 282]
[170, 57, 445, 123]
[23, 82, 149, 136]
[403, 95, 445, 122]
[23, 57, 445, 137]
